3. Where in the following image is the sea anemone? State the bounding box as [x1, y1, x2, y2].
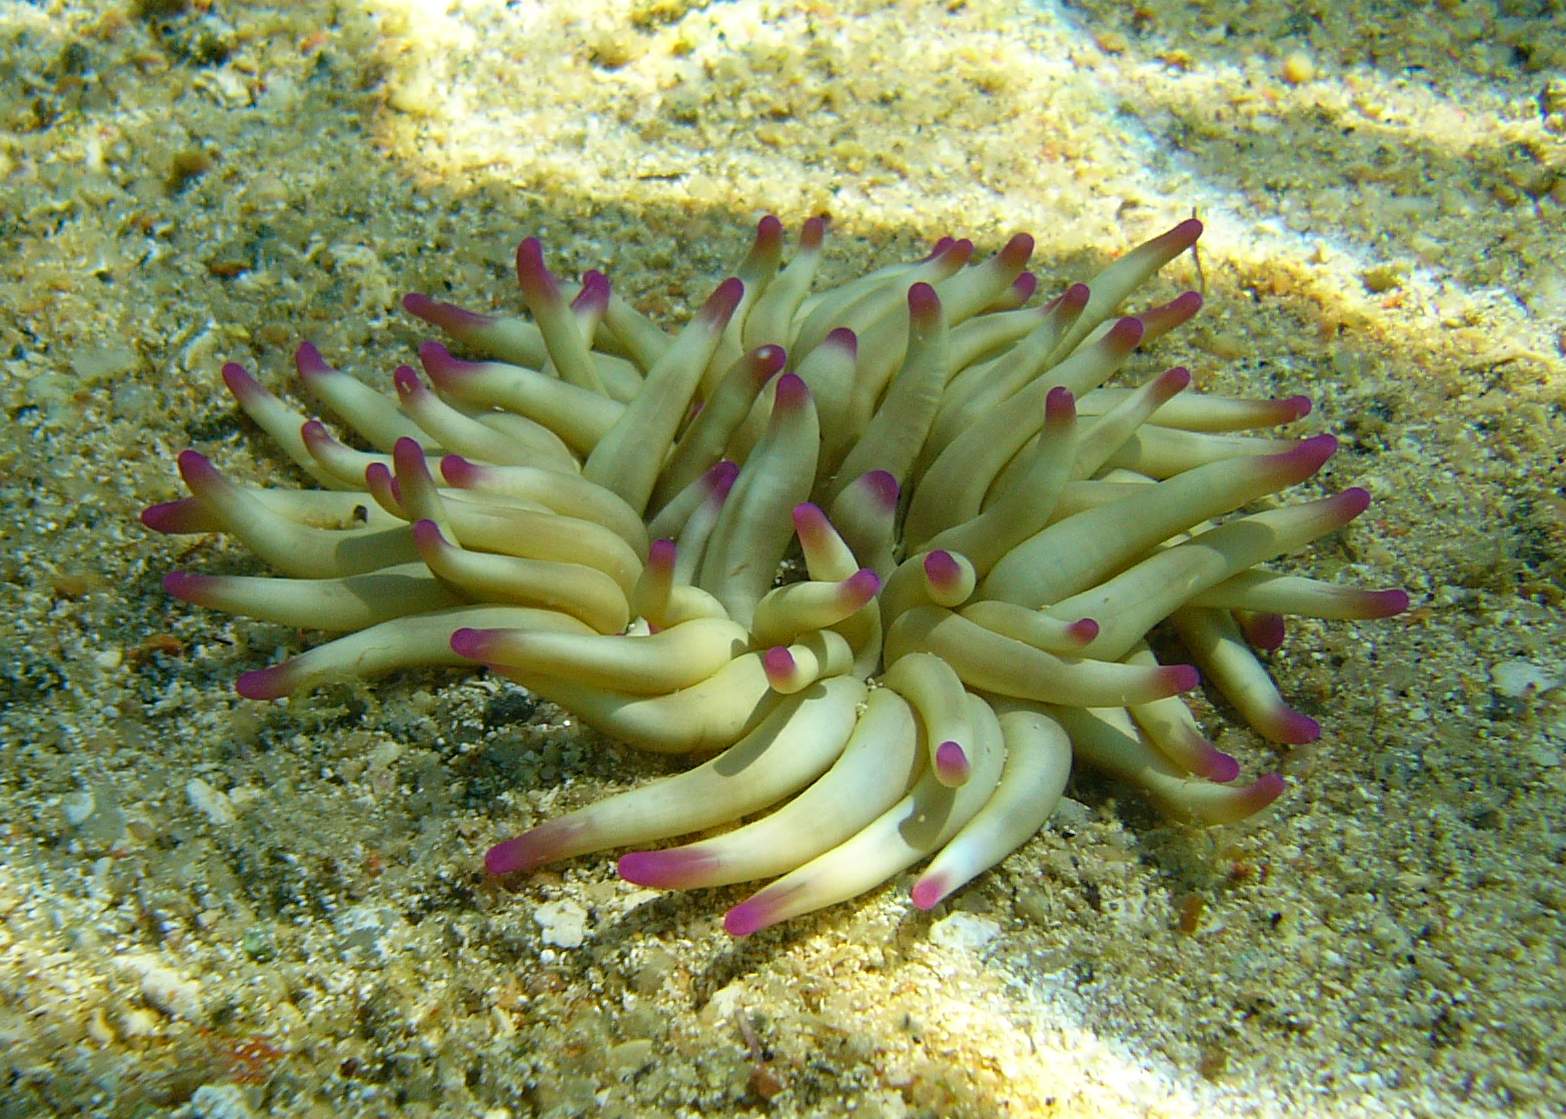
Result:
[143, 214, 1407, 937]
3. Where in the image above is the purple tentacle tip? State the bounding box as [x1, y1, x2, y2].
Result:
[762, 646, 797, 684]
[910, 872, 951, 911]
[923, 549, 960, 586]
[907, 281, 940, 319]
[1045, 386, 1076, 423]
[844, 568, 882, 605]
[824, 327, 858, 356]
[449, 627, 485, 661]
[1374, 589, 1412, 617]
[1001, 232, 1034, 267]
[162, 571, 210, 603]
[772, 373, 810, 411]
[1273, 710, 1322, 745]
[934, 740, 970, 786]
[1065, 618, 1099, 644]
[702, 277, 745, 326]
[1295, 433, 1338, 468]
[861, 470, 900, 510]
[236, 664, 292, 701]
[647, 537, 677, 569]
[1201, 748, 1241, 784]
[1339, 487, 1372, 517]
[723, 898, 774, 938]
[1281, 394, 1313, 420]
[221, 362, 263, 401]
[1247, 772, 1286, 810]
[618, 848, 715, 890]
[485, 837, 531, 878]
[141, 500, 190, 534]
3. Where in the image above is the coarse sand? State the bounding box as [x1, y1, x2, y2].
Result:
[2, 2, 1563, 1116]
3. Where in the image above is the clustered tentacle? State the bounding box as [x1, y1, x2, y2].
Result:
[144, 215, 1408, 935]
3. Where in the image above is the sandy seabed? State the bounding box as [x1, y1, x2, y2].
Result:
[2, 1, 1563, 1116]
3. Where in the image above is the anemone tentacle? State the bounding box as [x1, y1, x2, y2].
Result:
[144, 214, 1406, 934]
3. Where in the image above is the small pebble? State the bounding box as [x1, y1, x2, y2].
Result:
[930, 911, 1001, 953]
[187, 778, 237, 827]
[608, 1038, 655, 1073]
[69, 343, 139, 384]
[1281, 51, 1316, 84]
[1491, 659, 1561, 698]
[699, 980, 747, 1027]
[124, 954, 203, 1021]
[1095, 30, 1129, 55]
[534, 899, 588, 948]
[191, 1083, 258, 1119]
[63, 791, 96, 828]
[335, 904, 408, 962]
